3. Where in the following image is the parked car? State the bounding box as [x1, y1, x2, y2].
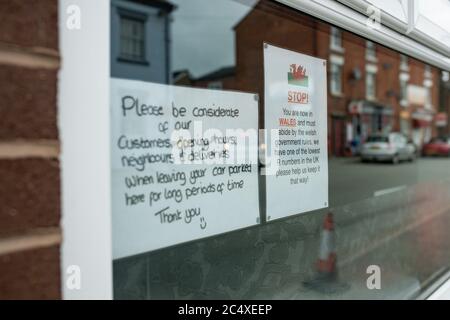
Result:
[361, 133, 416, 164]
[422, 137, 450, 157]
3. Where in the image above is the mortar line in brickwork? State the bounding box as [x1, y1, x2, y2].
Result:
[0, 140, 60, 159]
[0, 227, 61, 256]
[0, 42, 59, 69]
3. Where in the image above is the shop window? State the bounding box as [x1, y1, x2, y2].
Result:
[109, 0, 450, 301]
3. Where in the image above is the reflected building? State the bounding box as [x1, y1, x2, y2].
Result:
[440, 71, 450, 137]
[189, 0, 442, 156]
[194, 66, 236, 90]
[111, 0, 176, 83]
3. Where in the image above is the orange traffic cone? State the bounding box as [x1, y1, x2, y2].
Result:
[316, 212, 337, 280]
[303, 212, 349, 294]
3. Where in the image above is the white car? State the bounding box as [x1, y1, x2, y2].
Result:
[361, 133, 416, 164]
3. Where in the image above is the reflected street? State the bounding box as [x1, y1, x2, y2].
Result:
[330, 158, 450, 207]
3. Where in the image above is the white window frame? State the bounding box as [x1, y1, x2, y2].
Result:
[56, 0, 450, 300]
[333, 0, 450, 58]
[276, 0, 450, 71]
[428, 278, 450, 300]
[59, 0, 112, 299]
[118, 12, 147, 62]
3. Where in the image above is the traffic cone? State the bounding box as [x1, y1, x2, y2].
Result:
[316, 212, 337, 280]
[303, 212, 349, 294]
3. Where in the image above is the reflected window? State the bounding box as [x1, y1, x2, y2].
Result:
[330, 63, 342, 95]
[119, 11, 146, 63]
[425, 86, 432, 109]
[366, 70, 376, 100]
[330, 26, 343, 51]
[425, 64, 432, 79]
[207, 81, 223, 90]
[443, 71, 450, 82]
[399, 69, 409, 107]
[400, 79, 408, 107]
[400, 54, 409, 72]
[366, 41, 376, 61]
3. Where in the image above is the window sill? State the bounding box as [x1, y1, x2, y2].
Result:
[118, 57, 150, 66]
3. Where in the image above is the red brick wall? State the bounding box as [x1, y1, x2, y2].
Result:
[0, 0, 61, 299]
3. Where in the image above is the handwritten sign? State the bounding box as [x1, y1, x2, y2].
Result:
[111, 79, 260, 259]
[263, 44, 328, 221]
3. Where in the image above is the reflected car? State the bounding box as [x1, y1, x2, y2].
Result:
[422, 137, 450, 157]
[361, 133, 416, 164]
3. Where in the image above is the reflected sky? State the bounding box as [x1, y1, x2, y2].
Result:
[171, 0, 257, 78]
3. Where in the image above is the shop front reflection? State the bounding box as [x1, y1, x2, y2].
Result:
[112, 0, 450, 300]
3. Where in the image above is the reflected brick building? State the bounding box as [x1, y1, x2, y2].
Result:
[189, 0, 442, 156]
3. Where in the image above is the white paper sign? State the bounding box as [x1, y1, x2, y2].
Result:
[263, 44, 328, 221]
[111, 78, 260, 259]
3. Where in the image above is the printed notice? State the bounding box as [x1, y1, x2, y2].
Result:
[263, 44, 328, 221]
[111, 79, 259, 259]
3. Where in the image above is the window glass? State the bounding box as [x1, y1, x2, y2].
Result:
[366, 71, 376, 100]
[400, 54, 409, 71]
[330, 26, 343, 50]
[111, 0, 450, 300]
[366, 41, 376, 60]
[120, 16, 146, 62]
[400, 80, 407, 103]
[331, 63, 342, 95]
